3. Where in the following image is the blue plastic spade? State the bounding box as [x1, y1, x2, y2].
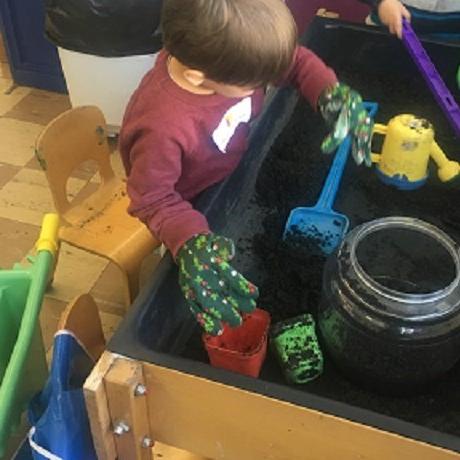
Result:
[283, 135, 351, 254]
[283, 102, 378, 254]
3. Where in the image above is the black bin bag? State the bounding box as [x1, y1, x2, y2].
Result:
[45, 0, 163, 57]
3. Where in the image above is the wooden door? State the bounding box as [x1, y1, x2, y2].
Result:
[0, 0, 66, 92]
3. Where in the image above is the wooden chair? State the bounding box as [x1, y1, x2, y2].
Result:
[36, 106, 160, 306]
[57, 293, 106, 362]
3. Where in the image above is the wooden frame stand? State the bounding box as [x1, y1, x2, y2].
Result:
[84, 352, 460, 460]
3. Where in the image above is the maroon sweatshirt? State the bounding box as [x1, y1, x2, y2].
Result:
[120, 47, 337, 256]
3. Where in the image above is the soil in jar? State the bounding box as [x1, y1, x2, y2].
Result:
[355, 226, 457, 294]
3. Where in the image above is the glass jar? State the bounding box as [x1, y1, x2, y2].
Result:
[318, 217, 460, 392]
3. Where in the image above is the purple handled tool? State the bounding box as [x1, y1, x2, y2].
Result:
[402, 19, 460, 138]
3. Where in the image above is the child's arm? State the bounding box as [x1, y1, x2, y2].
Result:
[281, 46, 374, 166]
[279, 46, 337, 110]
[122, 124, 258, 335]
[124, 125, 210, 257]
[360, 0, 411, 38]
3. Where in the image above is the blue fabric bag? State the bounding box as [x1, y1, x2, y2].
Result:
[27, 331, 97, 460]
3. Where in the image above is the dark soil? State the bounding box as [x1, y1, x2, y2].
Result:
[356, 227, 457, 293]
[245, 67, 460, 433]
[253, 72, 460, 323]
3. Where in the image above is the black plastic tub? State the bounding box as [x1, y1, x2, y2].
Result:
[109, 18, 460, 452]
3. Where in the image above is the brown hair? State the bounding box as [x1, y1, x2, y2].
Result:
[161, 0, 297, 86]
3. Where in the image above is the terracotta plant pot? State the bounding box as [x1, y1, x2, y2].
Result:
[203, 308, 271, 378]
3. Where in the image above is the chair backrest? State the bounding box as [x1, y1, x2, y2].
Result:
[57, 294, 106, 362]
[35, 106, 117, 216]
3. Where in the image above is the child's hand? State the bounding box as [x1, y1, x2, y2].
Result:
[319, 83, 374, 166]
[378, 0, 411, 38]
[177, 233, 258, 336]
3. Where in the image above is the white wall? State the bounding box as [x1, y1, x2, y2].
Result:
[58, 48, 158, 134]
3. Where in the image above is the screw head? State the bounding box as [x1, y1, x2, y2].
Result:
[141, 436, 153, 448]
[113, 421, 130, 436]
[134, 383, 147, 396]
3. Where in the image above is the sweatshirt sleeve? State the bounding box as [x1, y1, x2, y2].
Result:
[122, 121, 210, 257]
[279, 46, 338, 109]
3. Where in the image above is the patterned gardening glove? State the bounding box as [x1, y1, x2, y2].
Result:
[318, 82, 374, 166]
[177, 233, 258, 336]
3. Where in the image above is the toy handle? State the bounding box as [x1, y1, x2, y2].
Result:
[370, 123, 388, 163]
[402, 19, 460, 138]
[316, 135, 351, 211]
[36, 213, 60, 257]
[316, 102, 380, 210]
[430, 141, 460, 183]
